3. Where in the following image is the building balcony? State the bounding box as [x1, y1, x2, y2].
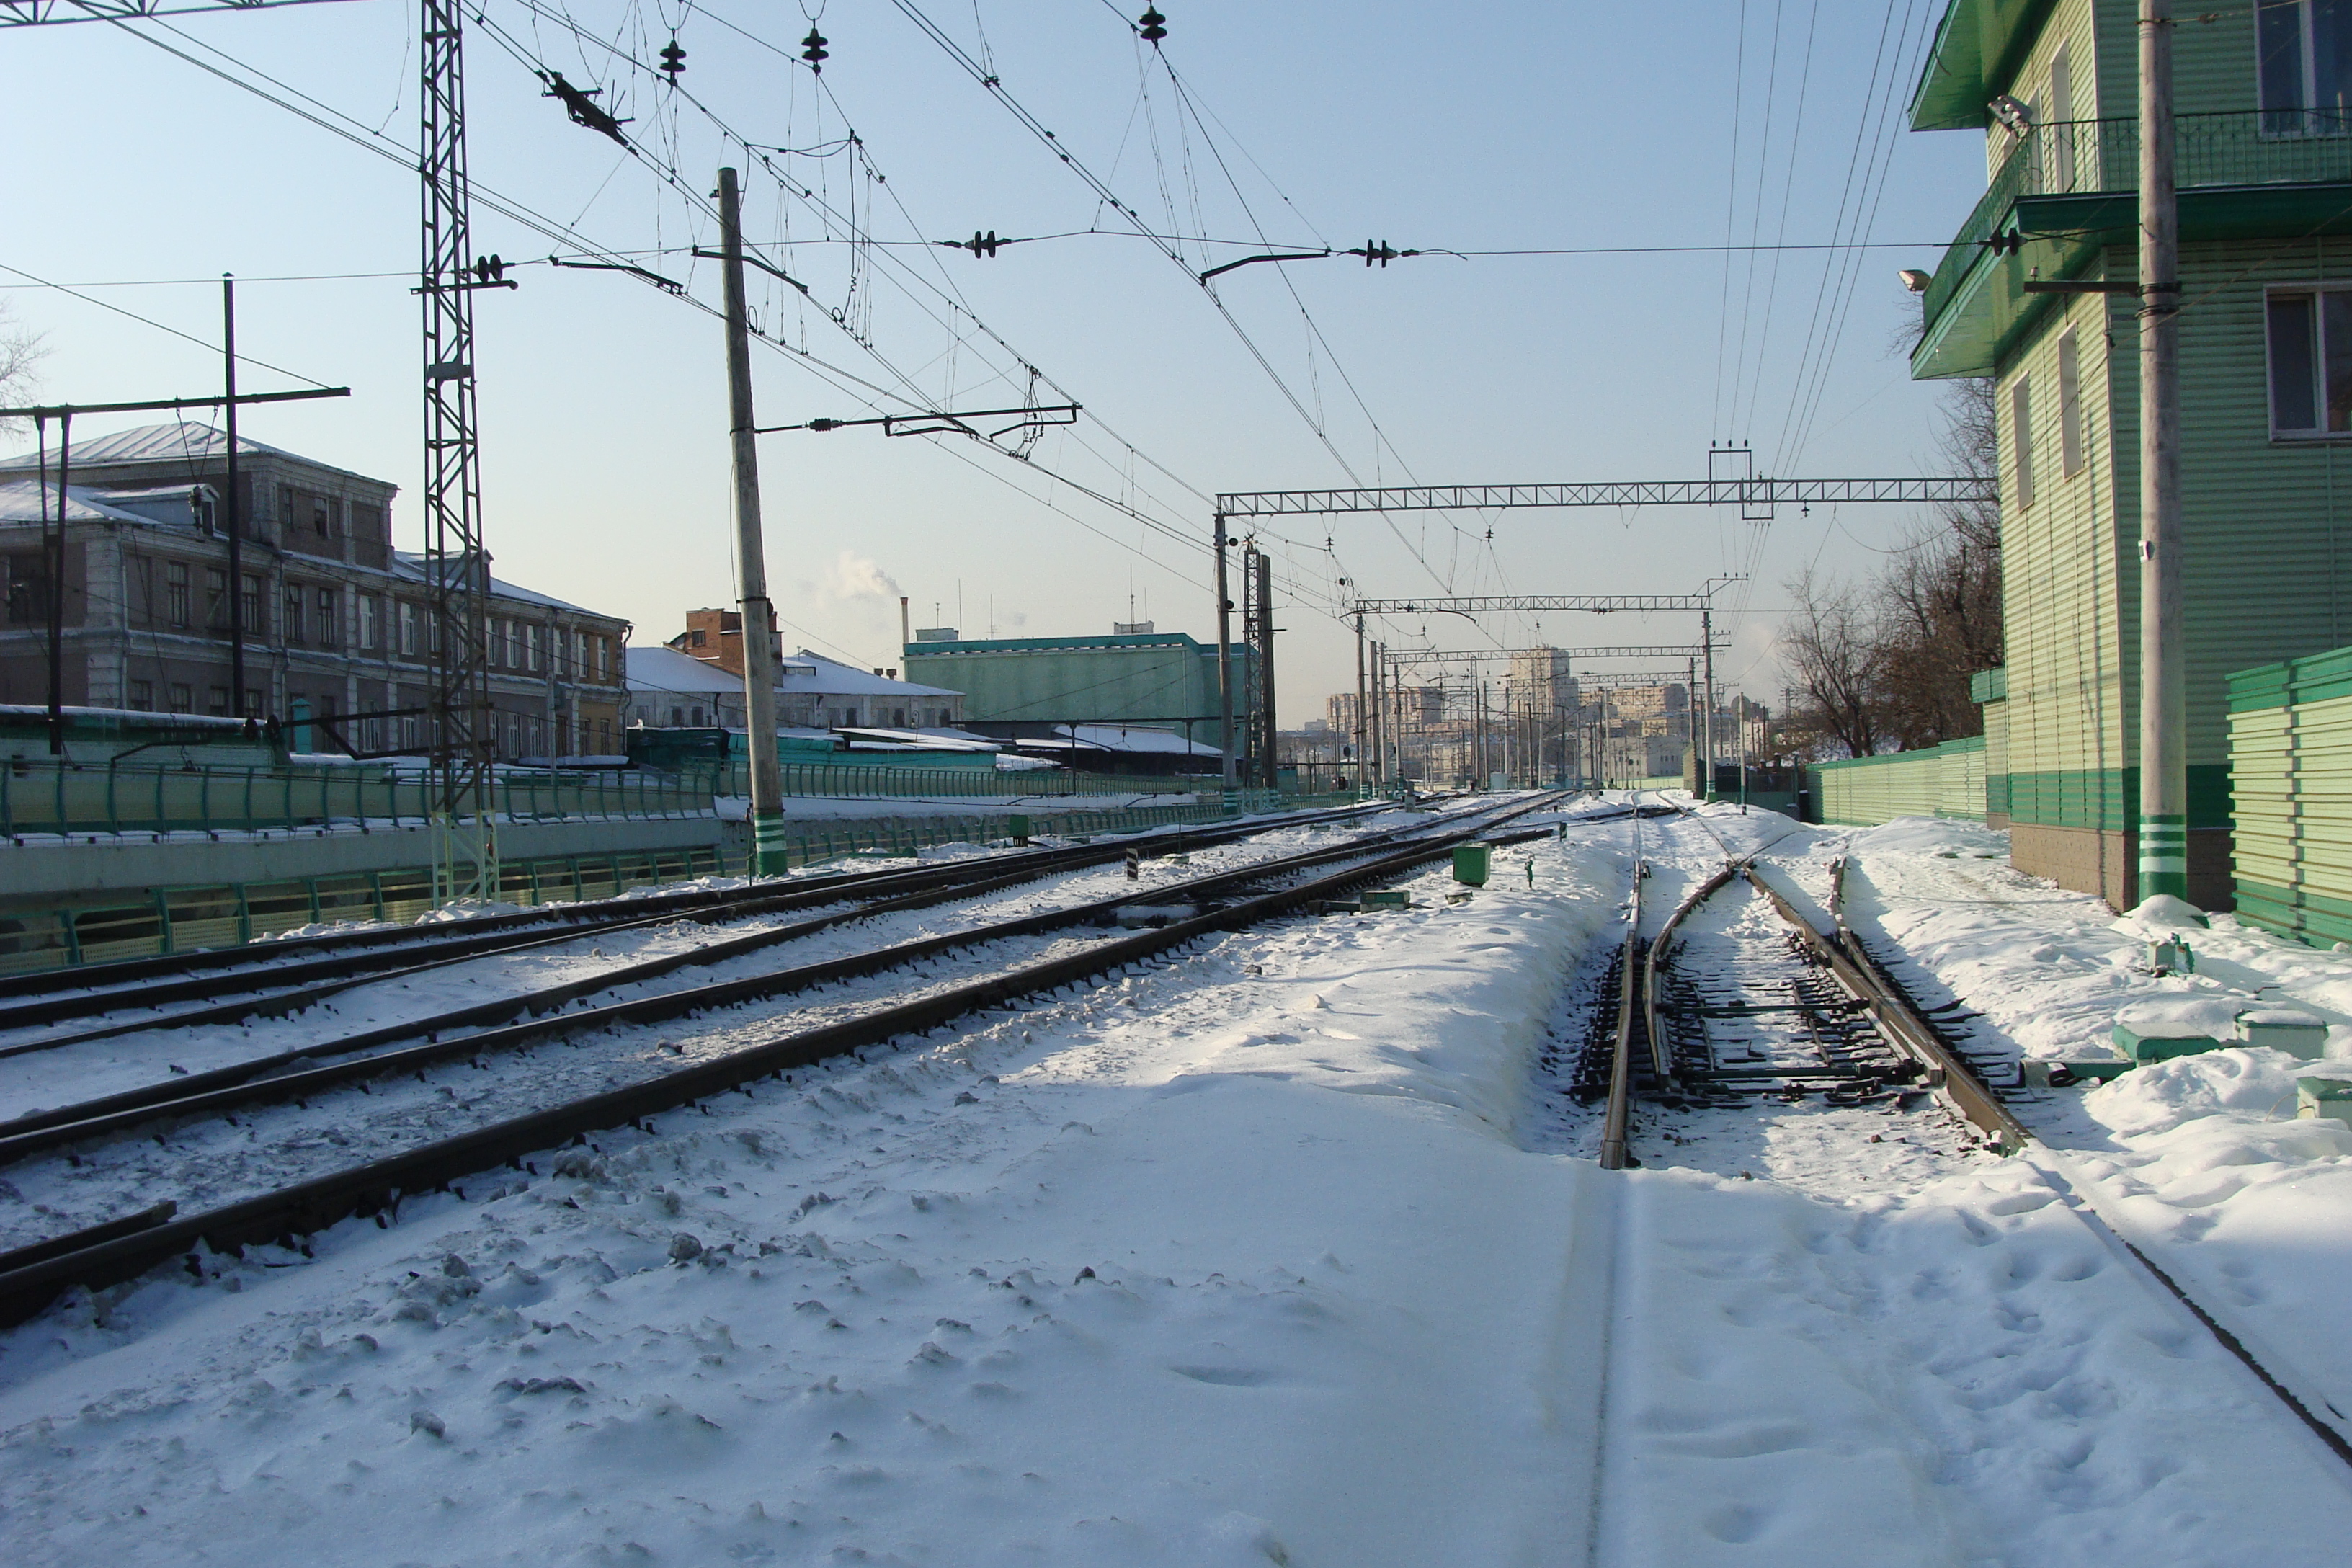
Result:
[1916, 110, 2352, 378]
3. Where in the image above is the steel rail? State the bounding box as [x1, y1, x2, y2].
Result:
[1808, 861, 2352, 1469]
[0, 798, 1399, 1007]
[0, 806, 1504, 1164]
[1596, 808, 1643, 1171]
[0, 794, 1565, 1327]
[1750, 859, 2028, 1154]
[1614, 819, 2352, 1472]
[1642, 863, 1738, 1086]
[0, 801, 1400, 1041]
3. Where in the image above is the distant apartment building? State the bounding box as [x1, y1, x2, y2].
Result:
[0, 423, 629, 758]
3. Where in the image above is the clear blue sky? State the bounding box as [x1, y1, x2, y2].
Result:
[0, 0, 1987, 722]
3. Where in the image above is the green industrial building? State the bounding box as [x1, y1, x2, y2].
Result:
[1910, 0, 2352, 907]
[899, 627, 1252, 761]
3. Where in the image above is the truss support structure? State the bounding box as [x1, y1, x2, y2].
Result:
[0, 0, 357, 22]
[1382, 643, 1726, 668]
[1350, 595, 1711, 616]
[421, 0, 496, 906]
[1215, 476, 1997, 520]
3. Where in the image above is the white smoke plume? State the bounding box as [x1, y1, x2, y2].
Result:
[824, 551, 901, 602]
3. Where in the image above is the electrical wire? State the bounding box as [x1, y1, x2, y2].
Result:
[0, 259, 338, 393]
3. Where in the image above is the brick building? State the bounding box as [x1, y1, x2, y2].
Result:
[0, 422, 629, 759]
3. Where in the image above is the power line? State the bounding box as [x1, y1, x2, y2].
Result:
[0, 259, 336, 389]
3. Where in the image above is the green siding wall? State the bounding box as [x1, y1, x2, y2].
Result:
[1809, 737, 1988, 827]
[2230, 645, 2352, 944]
[1992, 238, 2352, 834]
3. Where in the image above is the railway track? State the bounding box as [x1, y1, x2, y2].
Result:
[0, 790, 1567, 1327]
[1568, 793, 2352, 1493]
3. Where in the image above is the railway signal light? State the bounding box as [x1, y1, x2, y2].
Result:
[1138, 7, 1167, 43]
[801, 26, 828, 71]
[659, 37, 686, 82]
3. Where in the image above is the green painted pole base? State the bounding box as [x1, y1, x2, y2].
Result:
[751, 810, 792, 877]
[2138, 813, 2188, 902]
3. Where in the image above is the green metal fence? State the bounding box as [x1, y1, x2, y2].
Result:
[0, 794, 1339, 976]
[714, 760, 1212, 801]
[1925, 110, 2352, 329]
[0, 759, 710, 840]
[1807, 737, 1987, 827]
[2230, 646, 2352, 945]
[0, 844, 729, 975]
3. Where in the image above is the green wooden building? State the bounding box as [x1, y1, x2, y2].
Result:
[1911, 0, 2352, 906]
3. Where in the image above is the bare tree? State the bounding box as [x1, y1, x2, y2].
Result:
[1781, 566, 1884, 758]
[0, 302, 47, 432]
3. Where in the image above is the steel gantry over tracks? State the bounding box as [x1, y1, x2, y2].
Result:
[1351, 594, 1716, 616]
[1216, 476, 1996, 519]
[1381, 644, 1724, 665]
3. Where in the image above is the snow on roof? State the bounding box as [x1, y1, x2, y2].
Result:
[625, 645, 961, 700]
[393, 553, 616, 620]
[1061, 723, 1220, 756]
[834, 726, 1002, 752]
[0, 421, 389, 489]
[0, 480, 173, 527]
[780, 649, 961, 699]
[626, 645, 816, 695]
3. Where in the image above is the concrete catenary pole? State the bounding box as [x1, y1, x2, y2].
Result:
[2138, 0, 2186, 904]
[1213, 512, 1237, 803]
[717, 166, 788, 874]
[1255, 549, 1278, 790]
[1354, 612, 1369, 796]
[1700, 604, 1716, 799]
[222, 277, 247, 719]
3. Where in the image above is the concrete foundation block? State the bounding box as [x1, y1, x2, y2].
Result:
[2237, 1008, 2330, 1059]
[2297, 1077, 2352, 1126]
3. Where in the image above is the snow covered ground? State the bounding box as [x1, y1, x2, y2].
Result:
[4, 798, 2352, 1564]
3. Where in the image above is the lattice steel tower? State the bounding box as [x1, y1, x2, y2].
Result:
[420, 0, 498, 904]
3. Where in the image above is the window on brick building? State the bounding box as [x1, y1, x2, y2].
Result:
[166, 561, 190, 628]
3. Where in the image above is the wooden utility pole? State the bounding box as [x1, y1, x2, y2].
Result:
[717, 166, 788, 873]
[2138, 0, 2187, 903]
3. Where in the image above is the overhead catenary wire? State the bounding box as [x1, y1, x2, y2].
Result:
[487, 0, 1224, 558]
[102, 3, 1224, 602]
[881, 0, 1456, 607]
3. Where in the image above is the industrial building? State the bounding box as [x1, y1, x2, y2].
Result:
[899, 623, 1247, 767]
[1907, 0, 2352, 906]
[0, 423, 630, 760]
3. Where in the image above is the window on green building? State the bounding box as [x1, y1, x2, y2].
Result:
[2058, 332, 2085, 476]
[2010, 376, 2036, 509]
[2266, 288, 2352, 433]
[2260, 1, 2352, 132]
